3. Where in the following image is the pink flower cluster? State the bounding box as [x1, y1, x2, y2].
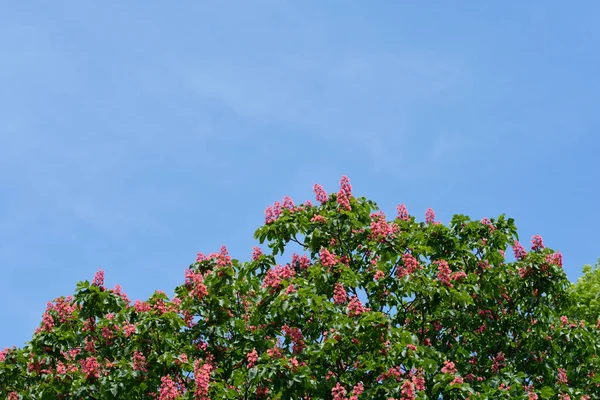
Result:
[425, 208, 436, 224]
[337, 176, 352, 211]
[513, 241, 527, 260]
[92, 268, 105, 287]
[194, 358, 213, 400]
[252, 246, 263, 261]
[397, 253, 420, 279]
[247, 348, 258, 368]
[436, 260, 453, 288]
[292, 253, 311, 270]
[134, 300, 151, 313]
[347, 296, 369, 317]
[282, 196, 295, 210]
[396, 203, 410, 221]
[262, 264, 295, 290]
[81, 356, 100, 380]
[313, 183, 328, 204]
[441, 360, 457, 374]
[401, 380, 415, 400]
[333, 283, 347, 304]
[531, 235, 544, 251]
[264, 200, 282, 224]
[133, 351, 147, 373]
[184, 269, 209, 300]
[282, 324, 306, 354]
[319, 248, 338, 269]
[158, 375, 181, 400]
[369, 211, 398, 240]
[546, 252, 563, 268]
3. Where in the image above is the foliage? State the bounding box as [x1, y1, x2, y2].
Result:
[1, 177, 599, 399]
[567, 258, 600, 326]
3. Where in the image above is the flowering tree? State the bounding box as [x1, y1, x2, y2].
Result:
[1, 177, 599, 399]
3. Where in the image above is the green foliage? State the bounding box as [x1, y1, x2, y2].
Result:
[0, 177, 598, 399]
[567, 258, 600, 325]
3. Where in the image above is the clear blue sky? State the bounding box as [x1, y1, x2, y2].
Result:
[1, 2, 599, 348]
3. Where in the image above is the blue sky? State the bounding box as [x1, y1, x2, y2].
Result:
[1, 2, 599, 348]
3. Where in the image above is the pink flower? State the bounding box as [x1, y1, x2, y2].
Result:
[450, 376, 464, 385]
[247, 348, 258, 368]
[512, 241, 527, 260]
[319, 248, 338, 269]
[337, 190, 351, 211]
[425, 208, 436, 224]
[134, 300, 152, 313]
[340, 176, 352, 197]
[546, 251, 563, 268]
[481, 218, 495, 230]
[81, 356, 100, 379]
[133, 351, 147, 373]
[8, 393, 18, 400]
[436, 260, 453, 288]
[282, 196, 295, 210]
[282, 325, 306, 354]
[352, 382, 364, 397]
[262, 264, 296, 290]
[396, 203, 410, 221]
[347, 296, 369, 317]
[333, 283, 347, 305]
[185, 269, 209, 300]
[311, 214, 327, 223]
[252, 246, 263, 261]
[374, 270, 385, 281]
[92, 268, 105, 287]
[314, 184, 328, 204]
[123, 323, 137, 337]
[401, 380, 415, 400]
[441, 360, 457, 374]
[557, 367, 568, 384]
[158, 375, 180, 400]
[531, 235, 544, 250]
[331, 382, 347, 400]
[292, 253, 311, 270]
[194, 359, 213, 400]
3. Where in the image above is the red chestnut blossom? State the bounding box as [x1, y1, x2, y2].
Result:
[436, 260, 453, 288]
[397, 203, 410, 221]
[401, 379, 416, 400]
[425, 208, 436, 224]
[252, 246, 263, 261]
[247, 348, 258, 368]
[513, 240, 527, 260]
[333, 283, 347, 305]
[184, 269, 209, 300]
[332, 382, 347, 400]
[531, 234, 544, 251]
[282, 196, 295, 210]
[347, 296, 369, 317]
[557, 367, 568, 384]
[81, 356, 100, 379]
[262, 264, 295, 290]
[441, 360, 457, 374]
[92, 268, 105, 287]
[158, 375, 180, 400]
[313, 184, 328, 204]
[319, 248, 337, 269]
[133, 351, 147, 373]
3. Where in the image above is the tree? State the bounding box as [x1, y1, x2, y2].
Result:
[1, 177, 598, 399]
[567, 258, 600, 326]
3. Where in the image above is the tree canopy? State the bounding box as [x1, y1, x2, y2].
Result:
[1, 177, 598, 399]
